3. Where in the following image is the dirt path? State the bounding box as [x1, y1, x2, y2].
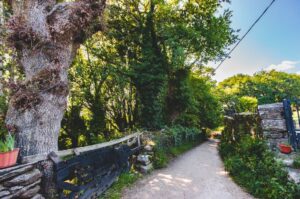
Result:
[122, 139, 254, 199]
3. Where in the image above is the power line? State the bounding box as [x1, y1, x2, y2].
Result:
[213, 0, 276, 73]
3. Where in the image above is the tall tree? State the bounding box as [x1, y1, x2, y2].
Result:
[218, 70, 300, 113]
[4, 0, 106, 157]
[108, 0, 236, 129]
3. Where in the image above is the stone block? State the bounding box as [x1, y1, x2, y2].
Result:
[263, 131, 271, 138]
[137, 163, 153, 174]
[144, 145, 153, 152]
[0, 185, 5, 191]
[263, 131, 285, 139]
[9, 185, 23, 192]
[258, 103, 284, 120]
[20, 185, 40, 198]
[258, 103, 283, 109]
[137, 155, 151, 165]
[261, 119, 287, 131]
[3, 179, 41, 199]
[3, 169, 42, 187]
[266, 139, 279, 151]
[271, 133, 284, 139]
[32, 194, 45, 199]
[0, 165, 33, 183]
[287, 168, 300, 184]
[0, 190, 10, 197]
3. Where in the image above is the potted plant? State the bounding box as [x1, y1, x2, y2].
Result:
[0, 134, 19, 169]
[278, 142, 292, 154]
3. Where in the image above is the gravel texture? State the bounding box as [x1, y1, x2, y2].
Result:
[122, 139, 254, 199]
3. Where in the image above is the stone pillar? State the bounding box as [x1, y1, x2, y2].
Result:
[37, 160, 58, 199]
[136, 144, 154, 174]
[258, 103, 287, 150]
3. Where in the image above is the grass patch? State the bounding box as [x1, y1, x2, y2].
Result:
[293, 155, 300, 169]
[153, 140, 202, 169]
[169, 141, 197, 156]
[100, 171, 141, 199]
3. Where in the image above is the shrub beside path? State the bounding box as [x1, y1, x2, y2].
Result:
[122, 139, 254, 199]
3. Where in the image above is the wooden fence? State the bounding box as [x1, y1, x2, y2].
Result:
[21, 132, 142, 164]
[18, 132, 143, 199]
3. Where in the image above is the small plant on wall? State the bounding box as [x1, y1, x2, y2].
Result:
[0, 133, 19, 169]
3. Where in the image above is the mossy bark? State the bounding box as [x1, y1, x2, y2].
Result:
[4, 0, 106, 157]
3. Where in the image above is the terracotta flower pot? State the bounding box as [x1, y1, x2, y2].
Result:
[0, 148, 19, 169]
[279, 144, 292, 154]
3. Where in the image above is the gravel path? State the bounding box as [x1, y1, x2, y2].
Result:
[122, 139, 254, 199]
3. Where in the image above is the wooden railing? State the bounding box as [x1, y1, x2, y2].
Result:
[21, 132, 143, 164]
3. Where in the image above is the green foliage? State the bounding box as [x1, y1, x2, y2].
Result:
[100, 171, 141, 199]
[0, 133, 15, 153]
[0, 96, 8, 139]
[293, 155, 300, 169]
[221, 113, 262, 145]
[1, 0, 236, 149]
[152, 125, 206, 169]
[187, 71, 223, 129]
[167, 69, 222, 130]
[218, 71, 300, 114]
[59, 105, 88, 149]
[220, 114, 300, 199]
[169, 142, 198, 157]
[236, 96, 258, 113]
[153, 148, 169, 169]
[107, 0, 236, 130]
[167, 125, 201, 147]
[221, 137, 300, 199]
[60, 38, 137, 148]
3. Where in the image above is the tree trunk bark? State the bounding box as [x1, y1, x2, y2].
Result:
[5, 0, 106, 157]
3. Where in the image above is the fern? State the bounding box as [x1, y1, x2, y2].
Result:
[0, 134, 15, 153]
[0, 140, 9, 153]
[6, 134, 15, 151]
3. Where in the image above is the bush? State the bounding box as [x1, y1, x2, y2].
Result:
[152, 125, 206, 169]
[293, 156, 300, 169]
[220, 136, 300, 199]
[153, 148, 169, 169]
[236, 96, 258, 113]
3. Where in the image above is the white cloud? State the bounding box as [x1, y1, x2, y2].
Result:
[265, 60, 299, 71]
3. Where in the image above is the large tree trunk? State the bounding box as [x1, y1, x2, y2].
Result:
[4, 0, 106, 157]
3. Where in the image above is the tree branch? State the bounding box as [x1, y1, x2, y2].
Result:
[47, 0, 106, 43]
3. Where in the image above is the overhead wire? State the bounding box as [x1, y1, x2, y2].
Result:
[213, 0, 276, 73]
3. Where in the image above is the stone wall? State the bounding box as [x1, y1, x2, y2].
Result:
[0, 163, 45, 199]
[0, 133, 153, 198]
[135, 144, 154, 174]
[258, 103, 288, 150]
[222, 112, 262, 144]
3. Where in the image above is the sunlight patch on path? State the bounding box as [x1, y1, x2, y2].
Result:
[122, 140, 254, 199]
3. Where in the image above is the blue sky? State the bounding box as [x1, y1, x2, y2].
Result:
[212, 0, 300, 81]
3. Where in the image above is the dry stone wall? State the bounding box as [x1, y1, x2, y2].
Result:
[258, 103, 288, 150]
[135, 144, 154, 174]
[222, 113, 262, 144]
[0, 132, 153, 199]
[0, 163, 44, 199]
